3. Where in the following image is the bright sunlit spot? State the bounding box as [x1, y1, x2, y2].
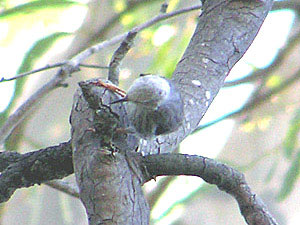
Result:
[180, 120, 235, 156]
[119, 68, 132, 80]
[227, 10, 295, 81]
[241, 10, 295, 69]
[0, 22, 9, 40]
[58, 5, 88, 32]
[113, 0, 126, 13]
[152, 25, 176, 46]
[201, 84, 255, 123]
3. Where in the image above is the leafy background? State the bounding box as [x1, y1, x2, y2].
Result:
[0, 0, 299, 224]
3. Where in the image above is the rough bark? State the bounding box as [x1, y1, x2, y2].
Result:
[70, 80, 149, 225]
[0, 0, 276, 224]
[143, 153, 278, 225]
[69, 1, 274, 224]
[0, 142, 72, 203]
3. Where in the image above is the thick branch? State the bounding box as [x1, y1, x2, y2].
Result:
[142, 153, 278, 225]
[140, 0, 274, 154]
[0, 141, 73, 203]
[70, 80, 148, 225]
[0, 145, 279, 224]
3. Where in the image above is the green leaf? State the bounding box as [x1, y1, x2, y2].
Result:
[277, 150, 300, 201]
[150, 37, 175, 74]
[18, 32, 71, 74]
[0, 0, 81, 19]
[14, 31, 71, 100]
[283, 109, 300, 158]
[264, 159, 278, 183]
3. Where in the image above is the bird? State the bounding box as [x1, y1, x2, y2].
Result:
[111, 74, 184, 139]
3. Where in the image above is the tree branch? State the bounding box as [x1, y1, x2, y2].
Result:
[0, 63, 65, 82]
[108, 31, 137, 85]
[0, 141, 73, 203]
[0, 63, 110, 83]
[142, 153, 278, 225]
[0, 147, 279, 224]
[45, 180, 79, 198]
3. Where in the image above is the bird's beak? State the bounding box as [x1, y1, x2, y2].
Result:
[110, 96, 129, 104]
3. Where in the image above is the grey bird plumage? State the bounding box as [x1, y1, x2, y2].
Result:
[112, 75, 184, 139]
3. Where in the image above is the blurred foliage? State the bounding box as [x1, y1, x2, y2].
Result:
[112, 0, 127, 13]
[0, 0, 80, 19]
[148, 21, 194, 77]
[283, 108, 300, 159]
[0, 0, 82, 151]
[278, 150, 300, 200]
[266, 75, 282, 88]
[17, 32, 71, 75]
[276, 108, 300, 200]
[151, 182, 212, 224]
[0, 0, 82, 44]
[0, 32, 71, 127]
[120, 1, 162, 29]
[265, 159, 279, 183]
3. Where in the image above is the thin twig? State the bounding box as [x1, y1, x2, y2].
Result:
[108, 31, 137, 85]
[79, 63, 110, 69]
[0, 63, 65, 82]
[0, 4, 201, 145]
[0, 63, 110, 83]
[45, 180, 79, 198]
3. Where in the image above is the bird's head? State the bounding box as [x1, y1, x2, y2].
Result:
[112, 75, 171, 108]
